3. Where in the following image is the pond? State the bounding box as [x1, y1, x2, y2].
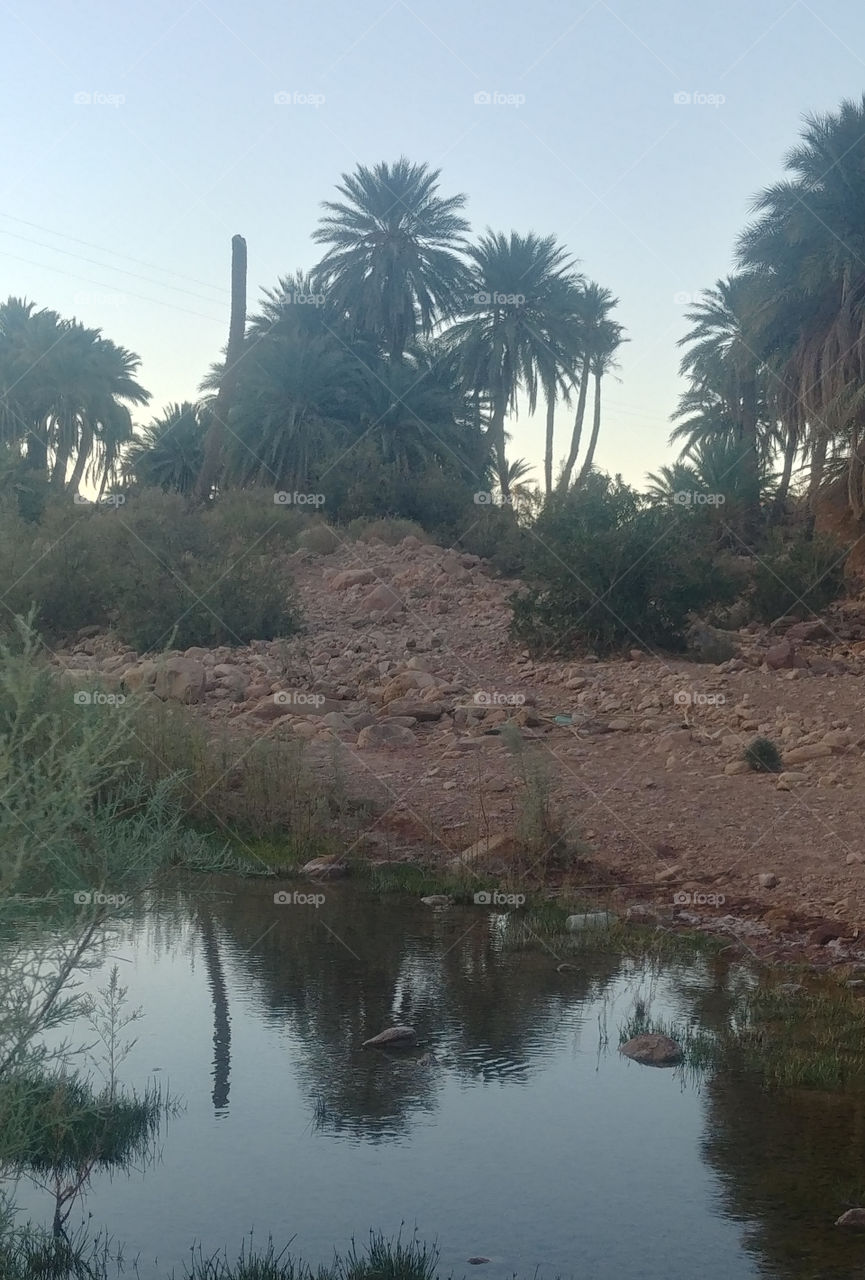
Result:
[11, 877, 865, 1280]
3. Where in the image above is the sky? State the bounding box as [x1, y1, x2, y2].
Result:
[3, 0, 865, 488]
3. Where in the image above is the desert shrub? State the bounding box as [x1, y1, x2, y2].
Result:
[0, 490, 301, 650]
[456, 504, 528, 576]
[750, 531, 847, 622]
[298, 522, 341, 554]
[743, 736, 783, 773]
[511, 474, 736, 656]
[204, 487, 308, 548]
[345, 516, 427, 545]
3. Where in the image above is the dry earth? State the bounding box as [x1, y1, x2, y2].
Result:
[55, 532, 865, 965]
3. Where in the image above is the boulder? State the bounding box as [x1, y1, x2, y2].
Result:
[836, 1209, 865, 1229]
[300, 857, 349, 878]
[766, 639, 796, 670]
[782, 743, 834, 765]
[122, 660, 158, 692]
[619, 1033, 683, 1067]
[356, 723, 416, 749]
[565, 911, 617, 931]
[359, 584, 402, 614]
[362, 1025, 417, 1049]
[153, 657, 206, 704]
[384, 699, 444, 722]
[421, 895, 452, 907]
[454, 833, 515, 867]
[331, 569, 375, 590]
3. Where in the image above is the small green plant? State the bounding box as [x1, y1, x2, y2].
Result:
[743, 735, 783, 773]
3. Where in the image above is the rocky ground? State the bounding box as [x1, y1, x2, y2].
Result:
[56, 532, 865, 966]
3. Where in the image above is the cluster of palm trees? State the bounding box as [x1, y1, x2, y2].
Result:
[0, 297, 148, 497]
[670, 94, 865, 536]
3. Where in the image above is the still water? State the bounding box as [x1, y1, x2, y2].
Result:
[14, 877, 865, 1279]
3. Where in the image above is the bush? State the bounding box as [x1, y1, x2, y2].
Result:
[743, 736, 783, 773]
[750, 531, 847, 622]
[345, 516, 427, 545]
[511, 475, 736, 656]
[0, 490, 302, 650]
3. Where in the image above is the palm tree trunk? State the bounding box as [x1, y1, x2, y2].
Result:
[740, 377, 761, 539]
[67, 422, 93, 495]
[195, 234, 247, 502]
[556, 358, 590, 491]
[808, 430, 828, 514]
[773, 419, 797, 517]
[490, 396, 510, 497]
[543, 395, 555, 496]
[577, 371, 603, 483]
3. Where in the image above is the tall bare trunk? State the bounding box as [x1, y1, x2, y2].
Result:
[195, 235, 247, 502]
[808, 430, 828, 514]
[490, 396, 510, 497]
[543, 395, 555, 496]
[557, 357, 590, 491]
[772, 419, 797, 517]
[67, 421, 92, 496]
[577, 370, 603, 484]
[740, 376, 761, 540]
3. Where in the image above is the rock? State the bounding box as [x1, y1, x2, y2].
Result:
[758, 873, 778, 889]
[320, 712, 354, 732]
[822, 729, 853, 751]
[300, 857, 349, 878]
[454, 834, 515, 867]
[810, 922, 847, 946]
[619, 1033, 683, 1067]
[607, 717, 631, 732]
[420, 895, 452, 907]
[153, 657, 207, 704]
[766, 639, 796, 670]
[846, 852, 864, 866]
[836, 1209, 865, 1229]
[467, 1259, 491, 1266]
[362, 1025, 417, 1048]
[356, 723, 416, 749]
[565, 911, 616, 931]
[384, 699, 444, 722]
[246, 699, 294, 722]
[331, 569, 375, 590]
[359, 584, 402, 614]
[724, 760, 751, 776]
[122, 660, 157, 692]
[782, 743, 834, 765]
[625, 904, 672, 925]
[786, 620, 830, 643]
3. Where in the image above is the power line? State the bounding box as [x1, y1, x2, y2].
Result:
[0, 211, 230, 296]
[0, 250, 225, 324]
[0, 228, 231, 305]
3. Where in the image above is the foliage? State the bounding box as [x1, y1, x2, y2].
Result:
[749, 530, 847, 621]
[511, 474, 736, 655]
[743, 736, 783, 774]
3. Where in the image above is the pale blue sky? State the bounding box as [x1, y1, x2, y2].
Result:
[3, 0, 865, 486]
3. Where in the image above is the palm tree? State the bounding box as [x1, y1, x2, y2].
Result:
[312, 158, 470, 363]
[557, 282, 619, 491]
[576, 317, 626, 482]
[124, 402, 209, 495]
[447, 231, 575, 496]
[738, 96, 865, 519]
[676, 275, 766, 535]
[537, 273, 582, 495]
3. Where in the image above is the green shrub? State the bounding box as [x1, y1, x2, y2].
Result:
[511, 475, 736, 656]
[750, 531, 846, 622]
[345, 516, 427, 545]
[298, 522, 341, 554]
[743, 736, 783, 773]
